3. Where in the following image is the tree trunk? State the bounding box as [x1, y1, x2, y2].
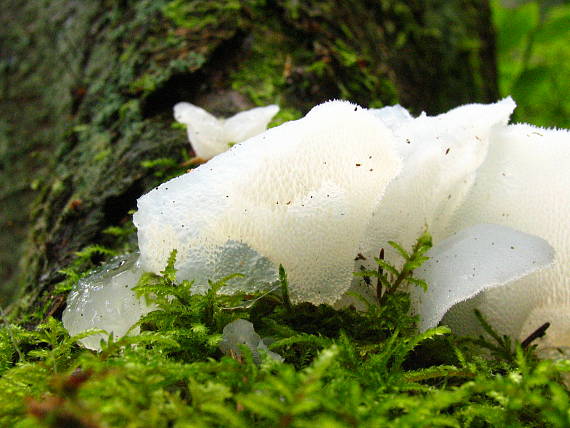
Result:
[0, 0, 498, 320]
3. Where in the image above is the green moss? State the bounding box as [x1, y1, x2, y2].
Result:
[230, 28, 290, 106]
[228, 2, 406, 112]
[1, 238, 569, 426]
[269, 107, 302, 127]
[162, 0, 242, 31]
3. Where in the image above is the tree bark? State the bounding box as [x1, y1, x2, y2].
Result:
[0, 0, 498, 320]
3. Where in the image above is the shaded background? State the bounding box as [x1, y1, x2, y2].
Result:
[0, 0, 568, 318]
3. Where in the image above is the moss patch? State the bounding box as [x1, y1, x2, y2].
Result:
[1, 247, 569, 426]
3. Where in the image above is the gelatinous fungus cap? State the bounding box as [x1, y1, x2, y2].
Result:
[136, 100, 402, 304]
[174, 102, 279, 159]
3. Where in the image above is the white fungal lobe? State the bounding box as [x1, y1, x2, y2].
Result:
[412, 223, 554, 332]
[442, 123, 570, 342]
[174, 102, 279, 159]
[136, 100, 402, 304]
[359, 97, 517, 266]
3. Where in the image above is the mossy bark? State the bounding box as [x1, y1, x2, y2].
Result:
[0, 0, 498, 320]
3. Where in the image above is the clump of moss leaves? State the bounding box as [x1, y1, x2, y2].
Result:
[2, 220, 570, 427]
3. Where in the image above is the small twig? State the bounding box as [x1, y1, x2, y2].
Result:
[376, 248, 384, 301]
[180, 156, 207, 167]
[521, 322, 550, 349]
[222, 285, 280, 311]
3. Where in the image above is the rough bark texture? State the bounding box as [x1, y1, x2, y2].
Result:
[0, 0, 498, 320]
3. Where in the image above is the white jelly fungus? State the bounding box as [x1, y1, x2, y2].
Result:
[173, 102, 279, 159]
[62, 254, 153, 350]
[412, 223, 554, 332]
[441, 122, 570, 344]
[138, 101, 402, 304]
[219, 318, 283, 363]
[63, 98, 568, 352]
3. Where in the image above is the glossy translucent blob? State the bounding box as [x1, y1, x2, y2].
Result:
[219, 318, 283, 363]
[62, 254, 153, 350]
[412, 223, 554, 332]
